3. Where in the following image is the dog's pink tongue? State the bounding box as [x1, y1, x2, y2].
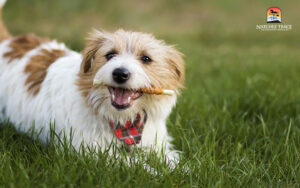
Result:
[113, 88, 133, 105]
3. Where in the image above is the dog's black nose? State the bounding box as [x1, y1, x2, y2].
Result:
[112, 68, 130, 84]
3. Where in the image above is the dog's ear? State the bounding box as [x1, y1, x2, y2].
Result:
[166, 46, 185, 88]
[81, 30, 106, 73]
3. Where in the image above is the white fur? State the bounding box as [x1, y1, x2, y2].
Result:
[0, 38, 179, 162]
[0, 0, 6, 8]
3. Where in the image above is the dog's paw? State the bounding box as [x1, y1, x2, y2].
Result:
[164, 150, 180, 169]
[164, 152, 190, 173]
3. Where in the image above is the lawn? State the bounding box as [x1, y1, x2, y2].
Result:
[0, 0, 299, 187]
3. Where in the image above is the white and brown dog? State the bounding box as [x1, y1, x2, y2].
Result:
[0, 0, 185, 163]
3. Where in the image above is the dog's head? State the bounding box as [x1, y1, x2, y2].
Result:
[77, 29, 184, 121]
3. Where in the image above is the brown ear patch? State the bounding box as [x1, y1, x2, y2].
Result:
[4, 34, 50, 63]
[77, 34, 105, 99]
[167, 48, 185, 88]
[80, 39, 103, 73]
[24, 48, 66, 95]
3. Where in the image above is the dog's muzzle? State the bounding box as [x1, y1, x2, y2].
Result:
[108, 87, 142, 110]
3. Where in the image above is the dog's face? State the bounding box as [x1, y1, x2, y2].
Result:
[77, 29, 184, 121]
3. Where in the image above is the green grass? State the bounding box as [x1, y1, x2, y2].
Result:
[1, 0, 300, 187]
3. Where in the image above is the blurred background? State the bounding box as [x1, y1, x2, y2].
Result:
[3, 0, 300, 50]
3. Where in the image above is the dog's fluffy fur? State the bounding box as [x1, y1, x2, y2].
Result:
[0, 1, 185, 162]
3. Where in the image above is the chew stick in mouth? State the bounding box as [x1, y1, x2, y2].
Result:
[139, 87, 174, 96]
[93, 79, 175, 96]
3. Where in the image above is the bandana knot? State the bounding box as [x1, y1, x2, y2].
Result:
[109, 112, 147, 145]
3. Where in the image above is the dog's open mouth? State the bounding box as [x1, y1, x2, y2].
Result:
[108, 87, 142, 110]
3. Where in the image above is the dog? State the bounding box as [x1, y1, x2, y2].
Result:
[0, 0, 185, 165]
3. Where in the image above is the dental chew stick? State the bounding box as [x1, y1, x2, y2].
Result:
[93, 79, 175, 96]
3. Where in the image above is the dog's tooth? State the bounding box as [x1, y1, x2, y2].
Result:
[112, 94, 115, 101]
[128, 97, 131, 103]
[93, 79, 102, 86]
[131, 93, 134, 97]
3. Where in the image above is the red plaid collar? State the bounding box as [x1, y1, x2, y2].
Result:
[109, 111, 147, 145]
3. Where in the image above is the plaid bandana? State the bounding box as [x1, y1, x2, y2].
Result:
[109, 112, 147, 145]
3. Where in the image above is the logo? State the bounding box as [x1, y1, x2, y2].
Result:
[256, 7, 292, 31]
[267, 7, 281, 23]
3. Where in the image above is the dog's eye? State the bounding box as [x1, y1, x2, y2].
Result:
[105, 51, 116, 61]
[141, 55, 152, 64]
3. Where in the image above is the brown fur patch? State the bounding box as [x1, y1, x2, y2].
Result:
[3, 34, 50, 62]
[24, 48, 66, 95]
[77, 34, 107, 98]
[77, 59, 106, 98]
